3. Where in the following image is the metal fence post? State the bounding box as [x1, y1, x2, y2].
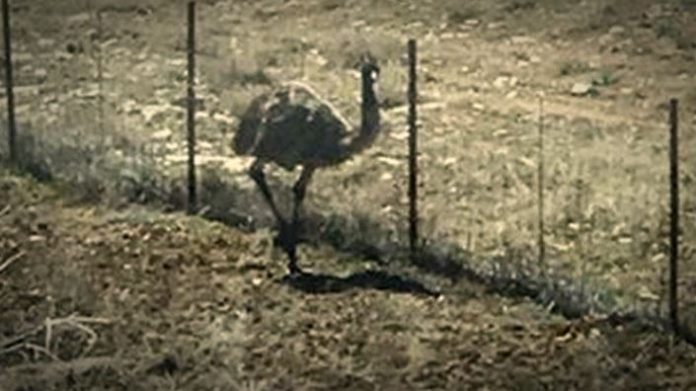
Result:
[186, 1, 197, 214]
[2, 0, 17, 163]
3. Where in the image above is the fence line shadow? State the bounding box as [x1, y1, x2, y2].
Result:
[278, 269, 440, 297]
[199, 175, 696, 343]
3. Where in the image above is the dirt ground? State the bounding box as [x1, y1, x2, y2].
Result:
[2, 0, 696, 389]
[1, 171, 695, 390]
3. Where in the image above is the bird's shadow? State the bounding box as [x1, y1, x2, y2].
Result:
[278, 269, 439, 297]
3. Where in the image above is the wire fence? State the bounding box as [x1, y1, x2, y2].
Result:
[1, 1, 694, 342]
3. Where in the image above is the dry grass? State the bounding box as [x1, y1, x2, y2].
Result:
[1, 0, 695, 344]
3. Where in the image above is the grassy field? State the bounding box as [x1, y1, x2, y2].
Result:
[1, 0, 696, 387]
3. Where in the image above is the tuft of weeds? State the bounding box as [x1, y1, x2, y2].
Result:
[502, 0, 538, 13]
[592, 69, 620, 87]
[653, 15, 693, 49]
[13, 130, 54, 182]
[319, 0, 343, 11]
[6, 110, 177, 209]
[654, 16, 682, 41]
[558, 60, 592, 77]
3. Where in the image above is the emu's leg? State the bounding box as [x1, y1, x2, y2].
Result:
[248, 159, 301, 275]
[249, 159, 286, 226]
[276, 166, 315, 274]
[284, 240, 301, 275]
[291, 166, 315, 227]
[248, 159, 286, 227]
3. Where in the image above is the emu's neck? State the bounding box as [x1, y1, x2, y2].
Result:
[343, 77, 380, 157]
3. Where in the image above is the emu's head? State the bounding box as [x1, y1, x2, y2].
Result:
[358, 53, 380, 87]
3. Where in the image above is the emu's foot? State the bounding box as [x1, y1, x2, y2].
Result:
[285, 242, 304, 277]
[272, 220, 304, 277]
[284, 266, 308, 280]
[278, 253, 306, 284]
[287, 262, 305, 277]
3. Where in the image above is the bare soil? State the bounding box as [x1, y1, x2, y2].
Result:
[1, 171, 695, 389]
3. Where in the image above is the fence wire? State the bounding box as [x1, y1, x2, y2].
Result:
[1, 0, 694, 336]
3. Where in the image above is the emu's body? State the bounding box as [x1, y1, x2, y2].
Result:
[233, 61, 381, 274]
[234, 82, 353, 169]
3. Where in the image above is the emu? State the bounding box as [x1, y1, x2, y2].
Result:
[233, 57, 381, 275]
